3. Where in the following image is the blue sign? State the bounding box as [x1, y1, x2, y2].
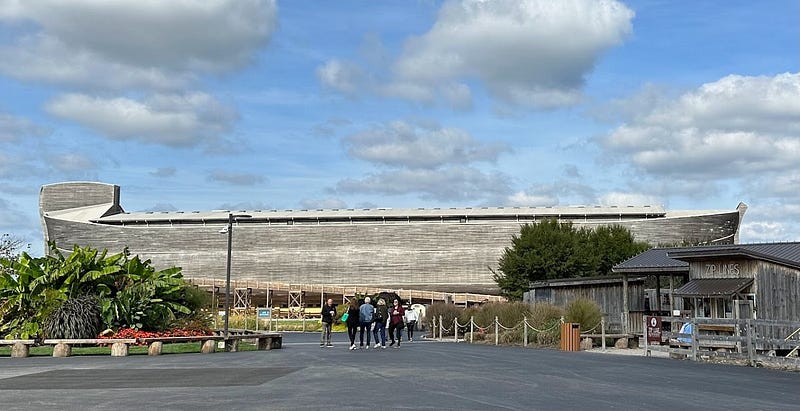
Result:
[257, 308, 272, 319]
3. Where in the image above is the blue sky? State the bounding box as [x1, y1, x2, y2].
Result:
[1, 0, 798, 256]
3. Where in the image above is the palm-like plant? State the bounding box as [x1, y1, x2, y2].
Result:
[0, 242, 193, 338]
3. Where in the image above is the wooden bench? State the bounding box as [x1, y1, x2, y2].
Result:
[42, 338, 138, 357]
[139, 332, 282, 355]
[0, 339, 37, 358]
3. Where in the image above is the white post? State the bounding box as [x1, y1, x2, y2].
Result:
[495, 316, 499, 346]
[454, 318, 458, 342]
[432, 316, 437, 339]
[523, 317, 528, 347]
[439, 315, 443, 341]
[470, 316, 474, 343]
[601, 318, 606, 351]
[642, 316, 648, 356]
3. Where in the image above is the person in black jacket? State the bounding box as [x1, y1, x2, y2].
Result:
[346, 299, 361, 350]
[320, 298, 337, 347]
[372, 298, 389, 348]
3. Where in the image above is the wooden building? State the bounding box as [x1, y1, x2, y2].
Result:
[523, 275, 647, 334]
[616, 242, 800, 342]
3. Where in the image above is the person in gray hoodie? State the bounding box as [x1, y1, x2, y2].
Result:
[358, 296, 375, 349]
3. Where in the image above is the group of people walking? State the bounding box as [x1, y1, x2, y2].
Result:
[319, 297, 418, 349]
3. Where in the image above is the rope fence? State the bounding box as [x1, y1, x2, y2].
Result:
[431, 314, 576, 347]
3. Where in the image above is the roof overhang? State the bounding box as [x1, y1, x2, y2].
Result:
[673, 278, 753, 297]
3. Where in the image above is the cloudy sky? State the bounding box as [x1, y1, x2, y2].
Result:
[0, 0, 798, 255]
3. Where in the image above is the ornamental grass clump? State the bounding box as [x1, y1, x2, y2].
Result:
[565, 298, 602, 333]
[43, 295, 102, 339]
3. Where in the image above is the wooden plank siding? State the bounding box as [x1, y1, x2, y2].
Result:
[525, 278, 646, 333]
[682, 258, 800, 341]
[40, 182, 743, 295]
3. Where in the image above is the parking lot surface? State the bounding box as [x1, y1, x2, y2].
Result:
[2, 332, 798, 410]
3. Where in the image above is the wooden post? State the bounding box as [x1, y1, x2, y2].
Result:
[746, 319, 754, 366]
[495, 316, 499, 346]
[691, 320, 698, 361]
[601, 318, 606, 351]
[642, 316, 648, 356]
[622, 274, 629, 334]
[523, 317, 528, 347]
[655, 274, 662, 313]
[669, 275, 674, 314]
[470, 316, 474, 343]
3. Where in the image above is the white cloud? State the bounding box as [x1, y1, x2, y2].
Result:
[0, 1, 274, 148]
[507, 191, 558, 207]
[601, 73, 800, 179]
[317, 59, 367, 95]
[45, 92, 236, 147]
[343, 120, 510, 169]
[0, 198, 33, 231]
[597, 192, 662, 207]
[0, 113, 49, 142]
[337, 166, 511, 202]
[47, 153, 96, 173]
[0, 0, 277, 91]
[299, 197, 348, 210]
[319, 0, 633, 109]
[149, 167, 177, 178]
[740, 221, 790, 243]
[207, 171, 265, 186]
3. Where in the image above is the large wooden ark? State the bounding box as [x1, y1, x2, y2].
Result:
[40, 182, 746, 294]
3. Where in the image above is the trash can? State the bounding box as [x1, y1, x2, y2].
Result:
[560, 322, 581, 351]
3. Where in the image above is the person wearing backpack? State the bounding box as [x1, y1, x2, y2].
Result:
[372, 298, 389, 348]
[358, 296, 375, 349]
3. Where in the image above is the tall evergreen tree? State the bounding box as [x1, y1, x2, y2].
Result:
[494, 219, 651, 300]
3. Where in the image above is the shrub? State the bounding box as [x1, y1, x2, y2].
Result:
[43, 295, 101, 339]
[426, 303, 463, 335]
[565, 298, 602, 332]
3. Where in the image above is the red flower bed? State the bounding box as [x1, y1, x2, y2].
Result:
[99, 328, 213, 341]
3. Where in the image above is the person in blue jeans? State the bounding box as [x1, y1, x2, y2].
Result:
[372, 298, 389, 348]
[358, 296, 375, 349]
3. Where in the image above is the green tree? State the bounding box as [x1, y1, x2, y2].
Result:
[586, 225, 651, 276]
[493, 220, 651, 300]
[494, 219, 594, 300]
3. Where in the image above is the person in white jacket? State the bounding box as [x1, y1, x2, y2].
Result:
[404, 306, 418, 342]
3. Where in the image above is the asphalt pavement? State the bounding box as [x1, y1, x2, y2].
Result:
[1, 332, 798, 410]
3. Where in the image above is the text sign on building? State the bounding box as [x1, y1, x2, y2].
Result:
[257, 308, 271, 319]
[646, 316, 662, 343]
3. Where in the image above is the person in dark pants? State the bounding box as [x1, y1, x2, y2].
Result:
[388, 298, 405, 348]
[346, 300, 360, 350]
[372, 298, 388, 348]
[320, 298, 336, 347]
[404, 305, 418, 341]
[358, 296, 375, 349]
